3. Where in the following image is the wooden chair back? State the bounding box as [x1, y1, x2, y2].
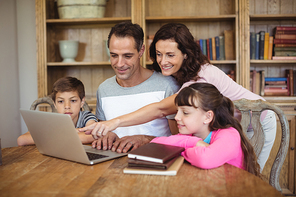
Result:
[30, 96, 91, 112]
[233, 98, 290, 192]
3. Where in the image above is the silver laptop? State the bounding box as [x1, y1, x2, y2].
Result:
[20, 109, 127, 165]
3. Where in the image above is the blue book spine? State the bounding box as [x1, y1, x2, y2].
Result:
[265, 77, 287, 82]
[209, 38, 213, 60]
[199, 39, 203, 55]
[250, 32, 256, 59]
[202, 39, 207, 57]
[215, 36, 220, 60]
[255, 33, 260, 60]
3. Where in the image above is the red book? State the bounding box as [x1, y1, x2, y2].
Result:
[264, 88, 289, 96]
[275, 44, 296, 47]
[206, 39, 210, 59]
[276, 26, 296, 31]
[275, 34, 296, 39]
[274, 39, 296, 44]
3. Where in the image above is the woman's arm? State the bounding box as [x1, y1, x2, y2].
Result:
[79, 94, 177, 138]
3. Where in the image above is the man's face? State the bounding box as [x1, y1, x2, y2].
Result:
[109, 35, 143, 86]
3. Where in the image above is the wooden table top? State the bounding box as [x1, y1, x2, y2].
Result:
[0, 145, 283, 197]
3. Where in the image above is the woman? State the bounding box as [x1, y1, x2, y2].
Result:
[80, 23, 276, 171]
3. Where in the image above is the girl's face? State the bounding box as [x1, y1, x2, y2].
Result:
[155, 39, 185, 77]
[175, 103, 211, 140]
[54, 91, 84, 126]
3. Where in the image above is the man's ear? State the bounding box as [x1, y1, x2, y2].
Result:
[139, 44, 145, 58]
[80, 97, 85, 108]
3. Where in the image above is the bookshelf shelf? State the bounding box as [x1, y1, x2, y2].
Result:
[145, 15, 236, 23]
[250, 14, 296, 21]
[250, 60, 296, 64]
[47, 62, 111, 66]
[46, 17, 131, 25]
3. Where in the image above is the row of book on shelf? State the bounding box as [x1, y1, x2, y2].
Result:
[250, 69, 296, 96]
[147, 30, 235, 61]
[250, 26, 296, 60]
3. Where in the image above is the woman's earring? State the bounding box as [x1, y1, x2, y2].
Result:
[184, 54, 187, 59]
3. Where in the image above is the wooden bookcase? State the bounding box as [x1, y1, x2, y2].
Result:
[35, 0, 295, 194]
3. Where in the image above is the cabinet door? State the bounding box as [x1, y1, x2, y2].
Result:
[262, 114, 295, 195]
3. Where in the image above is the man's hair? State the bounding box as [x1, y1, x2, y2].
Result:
[51, 76, 85, 102]
[107, 21, 144, 52]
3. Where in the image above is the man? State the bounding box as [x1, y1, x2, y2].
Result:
[80, 22, 179, 153]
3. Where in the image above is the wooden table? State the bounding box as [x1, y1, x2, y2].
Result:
[0, 146, 283, 197]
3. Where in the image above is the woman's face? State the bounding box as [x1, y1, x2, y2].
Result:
[155, 39, 185, 77]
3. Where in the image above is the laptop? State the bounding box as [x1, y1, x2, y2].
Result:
[20, 109, 127, 165]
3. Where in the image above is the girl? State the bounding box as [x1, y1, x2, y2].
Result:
[80, 23, 276, 171]
[151, 83, 260, 176]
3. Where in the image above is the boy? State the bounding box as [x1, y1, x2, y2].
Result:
[17, 77, 97, 146]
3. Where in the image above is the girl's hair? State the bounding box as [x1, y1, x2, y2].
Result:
[175, 83, 261, 176]
[51, 76, 85, 102]
[149, 23, 210, 85]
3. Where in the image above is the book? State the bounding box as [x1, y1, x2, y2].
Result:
[268, 36, 273, 60]
[272, 56, 296, 60]
[264, 88, 289, 96]
[250, 32, 256, 59]
[265, 77, 287, 82]
[123, 156, 184, 176]
[255, 33, 260, 59]
[199, 39, 203, 54]
[206, 39, 210, 59]
[209, 38, 213, 60]
[224, 30, 235, 60]
[276, 30, 296, 35]
[275, 34, 296, 39]
[202, 39, 207, 57]
[127, 156, 178, 170]
[274, 51, 296, 56]
[259, 31, 265, 59]
[274, 39, 296, 44]
[219, 36, 225, 60]
[215, 36, 220, 60]
[294, 70, 296, 96]
[259, 70, 265, 96]
[264, 32, 269, 60]
[275, 44, 296, 47]
[286, 69, 294, 96]
[251, 70, 257, 94]
[274, 47, 296, 51]
[127, 143, 185, 163]
[276, 26, 296, 31]
[211, 37, 216, 60]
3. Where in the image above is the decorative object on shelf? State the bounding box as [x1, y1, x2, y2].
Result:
[59, 40, 79, 62]
[104, 40, 110, 62]
[57, 0, 108, 19]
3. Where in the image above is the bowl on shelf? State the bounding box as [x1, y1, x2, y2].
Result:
[58, 40, 79, 62]
[57, 0, 108, 19]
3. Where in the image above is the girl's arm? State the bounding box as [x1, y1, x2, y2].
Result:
[79, 94, 177, 138]
[183, 128, 241, 169]
[151, 134, 203, 149]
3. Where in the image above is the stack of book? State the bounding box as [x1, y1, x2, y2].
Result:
[272, 26, 296, 60]
[198, 30, 235, 61]
[123, 143, 185, 176]
[264, 77, 289, 96]
[250, 31, 273, 60]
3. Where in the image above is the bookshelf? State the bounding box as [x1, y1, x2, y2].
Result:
[242, 0, 296, 195]
[142, 0, 240, 84]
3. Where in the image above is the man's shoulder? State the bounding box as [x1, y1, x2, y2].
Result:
[150, 71, 178, 85]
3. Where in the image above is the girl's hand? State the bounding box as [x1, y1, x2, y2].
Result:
[195, 140, 210, 147]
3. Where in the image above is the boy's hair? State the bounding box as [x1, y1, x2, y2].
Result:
[51, 77, 85, 102]
[175, 83, 261, 177]
[149, 23, 209, 85]
[107, 21, 144, 52]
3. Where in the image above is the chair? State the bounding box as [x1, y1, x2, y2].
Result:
[30, 96, 91, 112]
[233, 98, 290, 192]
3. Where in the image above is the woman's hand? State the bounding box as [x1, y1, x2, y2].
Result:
[78, 119, 120, 139]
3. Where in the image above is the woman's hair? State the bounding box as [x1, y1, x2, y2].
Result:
[108, 21, 144, 52]
[51, 76, 85, 102]
[175, 83, 261, 176]
[149, 23, 210, 85]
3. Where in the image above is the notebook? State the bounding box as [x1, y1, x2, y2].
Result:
[20, 109, 127, 165]
[128, 156, 178, 170]
[124, 156, 184, 176]
[128, 143, 185, 163]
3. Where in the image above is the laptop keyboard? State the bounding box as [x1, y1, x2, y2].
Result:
[86, 152, 108, 161]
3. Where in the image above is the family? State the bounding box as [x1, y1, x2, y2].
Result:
[18, 21, 276, 177]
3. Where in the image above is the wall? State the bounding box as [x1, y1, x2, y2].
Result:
[0, 0, 37, 148]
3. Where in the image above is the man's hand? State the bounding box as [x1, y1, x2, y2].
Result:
[111, 135, 155, 153]
[79, 119, 120, 139]
[92, 132, 119, 150]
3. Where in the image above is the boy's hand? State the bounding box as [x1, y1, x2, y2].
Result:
[79, 119, 120, 139]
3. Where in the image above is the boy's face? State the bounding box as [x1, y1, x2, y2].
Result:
[54, 91, 84, 126]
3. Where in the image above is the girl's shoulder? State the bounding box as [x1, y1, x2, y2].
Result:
[212, 127, 240, 139]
